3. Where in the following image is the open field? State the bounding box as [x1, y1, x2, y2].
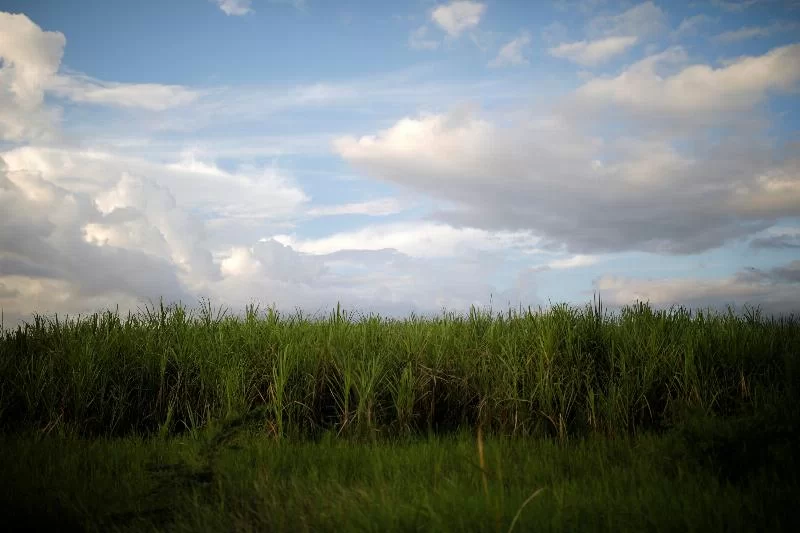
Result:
[1, 297, 799, 531]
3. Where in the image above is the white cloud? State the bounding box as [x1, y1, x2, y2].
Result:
[748, 225, 800, 250]
[0, 12, 65, 141]
[124, 65, 521, 134]
[209, 243, 536, 320]
[272, 222, 542, 258]
[333, 105, 797, 256]
[90, 172, 220, 281]
[334, 107, 515, 182]
[573, 44, 800, 118]
[306, 198, 407, 217]
[530, 254, 603, 272]
[489, 32, 532, 68]
[0, 12, 64, 107]
[213, 0, 253, 16]
[91, 133, 339, 161]
[2, 158, 217, 289]
[554, 0, 611, 14]
[547, 254, 601, 269]
[710, 0, 762, 12]
[548, 36, 638, 66]
[220, 240, 324, 283]
[0, 11, 204, 144]
[1, 143, 535, 326]
[3, 7, 799, 325]
[1, 146, 309, 228]
[0, 161, 197, 321]
[268, 0, 306, 9]
[547, 3, 663, 67]
[1, 141, 525, 325]
[409, 25, 440, 50]
[728, 159, 800, 218]
[49, 73, 200, 110]
[588, 1, 667, 39]
[431, 1, 486, 37]
[220, 246, 261, 277]
[672, 14, 716, 38]
[713, 22, 800, 43]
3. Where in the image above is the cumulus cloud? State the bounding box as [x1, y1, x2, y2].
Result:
[208, 230, 551, 321]
[333, 102, 797, 256]
[220, 239, 325, 283]
[548, 36, 638, 66]
[1, 145, 535, 325]
[0, 12, 65, 141]
[572, 44, 800, 121]
[1, 140, 541, 326]
[489, 32, 532, 68]
[1, 146, 309, 228]
[210, 244, 532, 320]
[0, 10, 210, 144]
[3, 6, 798, 325]
[728, 159, 800, 218]
[431, 1, 486, 37]
[0, 160, 196, 322]
[90, 172, 220, 282]
[0, 143, 538, 326]
[213, 0, 253, 16]
[0, 12, 64, 108]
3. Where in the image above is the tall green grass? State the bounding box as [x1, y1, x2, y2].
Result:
[1, 296, 797, 440]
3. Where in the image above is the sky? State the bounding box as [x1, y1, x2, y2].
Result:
[1, 0, 799, 326]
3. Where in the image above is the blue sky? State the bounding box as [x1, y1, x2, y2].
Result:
[1, 0, 799, 325]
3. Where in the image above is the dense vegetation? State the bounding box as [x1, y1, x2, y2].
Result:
[1, 297, 798, 531]
[2, 297, 798, 439]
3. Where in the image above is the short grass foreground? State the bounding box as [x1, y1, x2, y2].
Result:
[1, 298, 799, 531]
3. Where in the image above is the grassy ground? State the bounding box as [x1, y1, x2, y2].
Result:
[1, 297, 798, 531]
[3, 423, 798, 532]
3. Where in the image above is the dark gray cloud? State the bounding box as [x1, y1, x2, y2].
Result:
[595, 259, 800, 318]
[0, 282, 18, 299]
[772, 260, 800, 283]
[749, 233, 800, 249]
